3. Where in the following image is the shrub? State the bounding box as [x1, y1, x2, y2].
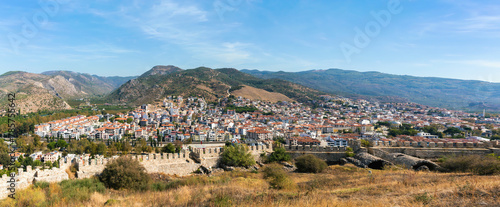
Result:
[345, 147, 355, 157]
[60, 178, 106, 202]
[360, 139, 372, 147]
[105, 199, 121, 206]
[414, 192, 433, 205]
[262, 164, 296, 190]
[295, 154, 328, 173]
[440, 154, 500, 175]
[15, 187, 46, 207]
[267, 147, 291, 163]
[34, 181, 50, 189]
[162, 143, 176, 153]
[221, 144, 255, 167]
[99, 156, 151, 190]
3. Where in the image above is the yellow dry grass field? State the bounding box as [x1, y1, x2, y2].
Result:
[231, 85, 294, 102]
[4, 164, 500, 207]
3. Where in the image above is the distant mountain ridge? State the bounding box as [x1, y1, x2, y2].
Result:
[3, 65, 498, 113]
[107, 66, 324, 105]
[0, 71, 136, 113]
[41, 70, 137, 95]
[241, 68, 500, 111]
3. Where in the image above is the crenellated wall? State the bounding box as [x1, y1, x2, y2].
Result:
[192, 144, 273, 163]
[0, 160, 71, 199]
[0, 144, 275, 200]
[371, 140, 496, 149]
[370, 140, 500, 159]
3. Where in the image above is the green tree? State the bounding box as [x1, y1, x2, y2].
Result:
[99, 156, 150, 190]
[33, 160, 42, 167]
[161, 143, 176, 153]
[22, 156, 34, 168]
[33, 135, 41, 147]
[0, 153, 11, 166]
[45, 161, 53, 169]
[360, 139, 372, 147]
[96, 143, 107, 155]
[267, 147, 291, 163]
[444, 127, 462, 136]
[56, 140, 68, 148]
[47, 142, 57, 150]
[221, 144, 255, 167]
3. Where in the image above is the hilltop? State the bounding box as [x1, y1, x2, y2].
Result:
[107, 66, 324, 105]
[137, 65, 182, 79]
[241, 69, 500, 112]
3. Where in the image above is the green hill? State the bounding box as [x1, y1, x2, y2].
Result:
[107, 66, 324, 105]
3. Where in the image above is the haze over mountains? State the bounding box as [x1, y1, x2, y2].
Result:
[1, 65, 499, 113]
[242, 69, 500, 112]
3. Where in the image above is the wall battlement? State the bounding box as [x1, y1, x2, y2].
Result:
[287, 145, 347, 152]
[0, 160, 71, 199]
[0, 143, 273, 199]
[371, 140, 497, 149]
[286, 139, 360, 152]
[191, 144, 273, 160]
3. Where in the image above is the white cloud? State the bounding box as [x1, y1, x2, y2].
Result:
[89, 0, 257, 65]
[458, 60, 500, 68]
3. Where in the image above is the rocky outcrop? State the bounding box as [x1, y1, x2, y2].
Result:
[385, 153, 441, 171]
[371, 148, 441, 171]
[354, 152, 393, 169]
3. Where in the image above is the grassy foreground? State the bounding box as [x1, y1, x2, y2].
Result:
[1, 164, 500, 207]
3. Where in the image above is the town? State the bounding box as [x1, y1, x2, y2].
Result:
[22, 95, 499, 165]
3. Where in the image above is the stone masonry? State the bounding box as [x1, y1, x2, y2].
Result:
[0, 144, 273, 199]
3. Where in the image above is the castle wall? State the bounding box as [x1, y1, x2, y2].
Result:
[0, 144, 274, 199]
[0, 160, 71, 199]
[371, 140, 499, 159]
[286, 144, 348, 162]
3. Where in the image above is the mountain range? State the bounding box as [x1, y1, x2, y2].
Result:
[242, 69, 500, 112]
[107, 66, 323, 105]
[0, 71, 136, 113]
[1, 66, 499, 113]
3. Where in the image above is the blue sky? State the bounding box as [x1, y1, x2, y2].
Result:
[0, 0, 500, 82]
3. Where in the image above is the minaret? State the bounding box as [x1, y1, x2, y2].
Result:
[483, 109, 486, 117]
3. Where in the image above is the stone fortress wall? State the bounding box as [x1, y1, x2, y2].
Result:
[285, 139, 500, 162]
[286, 140, 359, 162]
[0, 144, 273, 199]
[1, 140, 498, 199]
[371, 140, 500, 149]
[371, 140, 500, 159]
[0, 160, 71, 199]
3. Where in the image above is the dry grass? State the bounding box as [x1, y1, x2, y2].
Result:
[231, 85, 294, 102]
[2, 164, 500, 206]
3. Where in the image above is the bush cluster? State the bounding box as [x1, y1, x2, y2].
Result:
[295, 154, 328, 173]
[266, 147, 291, 163]
[440, 154, 500, 175]
[99, 156, 151, 190]
[262, 164, 296, 190]
[221, 144, 255, 167]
